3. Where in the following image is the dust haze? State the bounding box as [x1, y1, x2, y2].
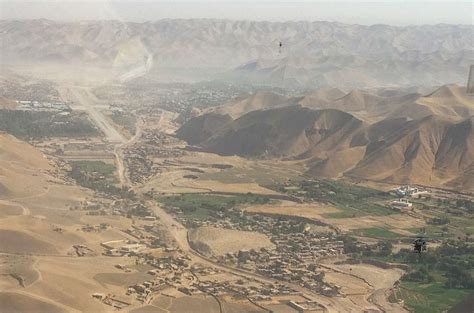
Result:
[1, 1, 473, 313]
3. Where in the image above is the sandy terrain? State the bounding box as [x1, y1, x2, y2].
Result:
[0, 79, 410, 313]
[0, 292, 67, 313]
[189, 226, 275, 256]
[325, 214, 424, 233]
[0, 229, 59, 255]
[0, 133, 146, 312]
[321, 262, 407, 313]
[0, 201, 24, 218]
[129, 295, 227, 313]
[143, 169, 280, 195]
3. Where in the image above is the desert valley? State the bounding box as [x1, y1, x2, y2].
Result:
[0, 16, 473, 313]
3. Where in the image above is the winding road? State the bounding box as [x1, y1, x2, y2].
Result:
[60, 86, 393, 313]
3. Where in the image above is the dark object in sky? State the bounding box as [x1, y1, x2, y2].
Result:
[413, 237, 427, 254]
[279, 41, 282, 53]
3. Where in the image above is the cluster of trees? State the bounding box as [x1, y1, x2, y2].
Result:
[342, 235, 474, 289]
[0, 110, 98, 139]
[427, 217, 449, 225]
[404, 267, 434, 283]
[162, 194, 270, 215]
[126, 204, 151, 217]
[69, 164, 134, 198]
[340, 235, 392, 257]
[456, 199, 474, 213]
[436, 198, 474, 214]
[395, 240, 474, 289]
[110, 111, 136, 135]
[299, 180, 392, 216]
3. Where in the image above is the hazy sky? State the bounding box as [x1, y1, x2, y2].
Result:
[0, 0, 472, 25]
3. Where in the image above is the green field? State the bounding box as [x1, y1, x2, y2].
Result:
[279, 179, 394, 218]
[69, 160, 122, 195]
[158, 193, 271, 216]
[0, 110, 98, 139]
[158, 194, 276, 228]
[394, 279, 471, 313]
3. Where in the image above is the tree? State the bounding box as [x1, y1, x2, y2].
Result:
[378, 241, 393, 257]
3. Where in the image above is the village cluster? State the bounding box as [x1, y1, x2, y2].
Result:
[124, 130, 185, 184]
[169, 206, 343, 295]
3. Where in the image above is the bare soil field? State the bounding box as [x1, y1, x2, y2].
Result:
[0, 202, 23, 218]
[94, 271, 153, 287]
[324, 271, 371, 295]
[129, 305, 167, 313]
[0, 254, 39, 288]
[325, 214, 423, 233]
[168, 295, 220, 313]
[0, 292, 66, 313]
[189, 226, 275, 256]
[264, 303, 299, 313]
[141, 149, 303, 195]
[151, 295, 173, 308]
[25, 255, 136, 312]
[0, 214, 92, 255]
[0, 229, 58, 254]
[0, 134, 53, 199]
[143, 169, 279, 195]
[321, 262, 407, 313]
[221, 299, 268, 313]
[135, 294, 225, 313]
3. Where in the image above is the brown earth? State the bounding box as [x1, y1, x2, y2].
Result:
[0, 230, 58, 255]
[189, 226, 275, 256]
[0, 292, 67, 313]
[177, 93, 474, 191]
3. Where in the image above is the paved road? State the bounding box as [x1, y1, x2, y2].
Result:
[60, 86, 133, 186]
[61, 87, 125, 144]
[114, 116, 144, 186]
[63, 94, 348, 312]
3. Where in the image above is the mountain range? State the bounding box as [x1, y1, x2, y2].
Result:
[1, 19, 472, 88]
[176, 85, 474, 190]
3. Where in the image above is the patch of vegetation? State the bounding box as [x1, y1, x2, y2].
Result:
[340, 235, 393, 258]
[158, 193, 271, 219]
[345, 232, 474, 313]
[352, 227, 401, 239]
[157, 194, 273, 225]
[280, 179, 394, 218]
[455, 199, 474, 214]
[427, 217, 449, 225]
[69, 161, 132, 197]
[403, 267, 435, 283]
[110, 112, 136, 135]
[396, 280, 471, 313]
[359, 239, 474, 312]
[0, 110, 98, 139]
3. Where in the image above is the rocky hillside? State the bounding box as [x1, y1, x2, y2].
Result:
[1, 19, 472, 87]
[176, 90, 474, 190]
